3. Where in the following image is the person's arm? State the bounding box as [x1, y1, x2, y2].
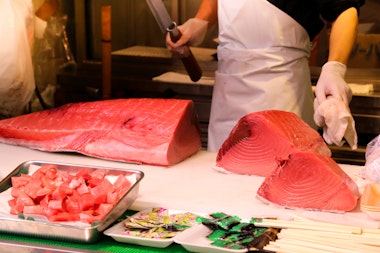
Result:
[315, 7, 359, 104]
[35, 0, 59, 21]
[314, 7, 360, 149]
[327, 7, 358, 65]
[195, 0, 218, 26]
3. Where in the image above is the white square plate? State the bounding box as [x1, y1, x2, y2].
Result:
[104, 219, 175, 248]
[104, 207, 200, 248]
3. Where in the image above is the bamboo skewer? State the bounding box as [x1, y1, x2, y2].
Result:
[362, 227, 380, 234]
[279, 228, 380, 246]
[267, 237, 380, 253]
[254, 218, 364, 234]
[265, 243, 329, 253]
[287, 214, 380, 235]
[266, 238, 371, 253]
[278, 230, 380, 251]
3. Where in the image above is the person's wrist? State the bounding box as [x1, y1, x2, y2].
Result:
[188, 18, 209, 27]
[181, 18, 208, 46]
[322, 61, 347, 78]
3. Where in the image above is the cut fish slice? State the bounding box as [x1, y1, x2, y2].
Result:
[256, 151, 360, 212]
[0, 98, 202, 166]
[216, 110, 331, 176]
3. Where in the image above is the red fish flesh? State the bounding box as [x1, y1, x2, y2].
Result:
[216, 110, 331, 176]
[0, 98, 202, 166]
[256, 151, 360, 212]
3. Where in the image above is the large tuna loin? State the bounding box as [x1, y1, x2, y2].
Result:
[216, 110, 331, 176]
[257, 151, 360, 212]
[0, 98, 202, 166]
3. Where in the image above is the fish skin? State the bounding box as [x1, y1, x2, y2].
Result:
[216, 110, 332, 176]
[0, 98, 202, 166]
[256, 151, 360, 212]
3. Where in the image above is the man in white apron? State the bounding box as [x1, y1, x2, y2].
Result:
[166, 0, 364, 151]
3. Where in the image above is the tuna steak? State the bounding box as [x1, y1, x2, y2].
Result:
[256, 151, 360, 212]
[216, 110, 332, 176]
[0, 98, 202, 166]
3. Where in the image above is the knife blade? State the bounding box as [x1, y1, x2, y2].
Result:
[146, 0, 202, 82]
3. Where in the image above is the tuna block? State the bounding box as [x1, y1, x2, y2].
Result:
[0, 98, 202, 166]
[216, 110, 331, 176]
[256, 151, 360, 212]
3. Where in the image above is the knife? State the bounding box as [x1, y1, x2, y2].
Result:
[146, 0, 202, 82]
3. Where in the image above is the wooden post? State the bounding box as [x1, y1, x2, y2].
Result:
[101, 5, 112, 99]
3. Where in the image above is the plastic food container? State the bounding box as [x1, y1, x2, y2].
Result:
[360, 184, 380, 221]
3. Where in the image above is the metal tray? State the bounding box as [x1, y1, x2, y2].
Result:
[0, 160, 144, 243]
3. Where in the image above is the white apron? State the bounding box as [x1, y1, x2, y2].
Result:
[207, 0, 316, 151]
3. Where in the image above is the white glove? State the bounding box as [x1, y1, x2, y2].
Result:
[166, 18, 208, 57]
[314, 97, 358, 150]
[314, 61, 352, 104]
[313, 61, 357, 149]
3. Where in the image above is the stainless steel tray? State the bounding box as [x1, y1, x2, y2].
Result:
[0, 160, 144, 243]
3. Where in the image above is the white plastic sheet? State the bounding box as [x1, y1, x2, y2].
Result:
[361, 134, 380, 183]
[0, 0, 35, 117]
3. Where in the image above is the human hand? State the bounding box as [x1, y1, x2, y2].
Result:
[166, 18, 208, 57]
[314, 61, 352, 104]
[314, 61, 357, 149]
[313, 97, 357, 149]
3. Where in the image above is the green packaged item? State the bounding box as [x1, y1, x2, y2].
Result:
[207, 229, 227, 241]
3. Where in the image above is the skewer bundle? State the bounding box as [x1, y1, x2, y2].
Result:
[253, 217, 380, 253]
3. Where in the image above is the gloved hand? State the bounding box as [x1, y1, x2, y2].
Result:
[166, 18, 208, 57]
[314, 61, 352, 104]
[313, 61, 357, 150]
[314, 97, 357, 149]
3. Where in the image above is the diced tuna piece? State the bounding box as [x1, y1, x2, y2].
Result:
[216, 110, 331, 176]
[256, 151, 360, 212]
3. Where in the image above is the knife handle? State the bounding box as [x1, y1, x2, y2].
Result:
[169, 26, 202, 82]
